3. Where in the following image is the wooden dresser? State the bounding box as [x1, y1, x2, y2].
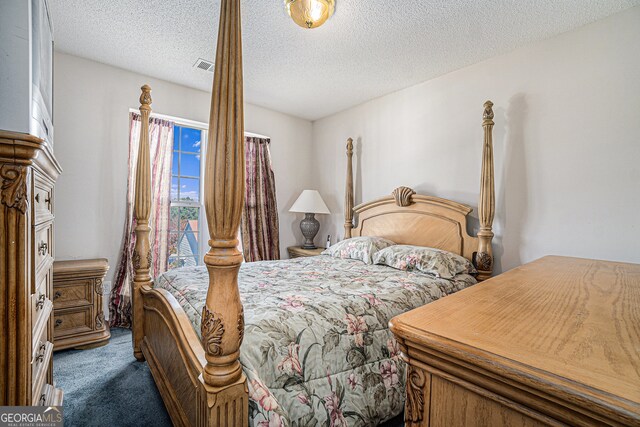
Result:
[53, 259, 110, 350]
[0, 130, 62, 406]
[390, 256, 640, 427]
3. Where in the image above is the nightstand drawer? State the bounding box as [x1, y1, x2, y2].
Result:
[53, 306, 93, 338]
[53, 279, 94, 309]
[287, 246, 325, 258]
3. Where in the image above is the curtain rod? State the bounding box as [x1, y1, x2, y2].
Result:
[129, 108, 270, 139]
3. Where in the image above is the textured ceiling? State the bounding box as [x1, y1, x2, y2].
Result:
[49, 0, 639, 120]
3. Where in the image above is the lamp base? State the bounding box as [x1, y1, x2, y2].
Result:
[300, 213, 320, 249]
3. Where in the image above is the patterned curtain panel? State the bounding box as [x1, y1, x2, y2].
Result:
[241, 137, 280, 261]
[109, 113, 174, 327]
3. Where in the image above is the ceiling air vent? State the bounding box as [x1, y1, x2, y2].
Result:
[193, 58, 214, 72]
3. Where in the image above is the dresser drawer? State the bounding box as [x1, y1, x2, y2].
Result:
[35, 384, 63, 407]
[34, 222, 53, 274]
[32, 311, 49, 360]
[53, 279, 94, 309]
[33, 171, 54, 225]
[31, 268, 49, 314]
[53, 306, 93, 338]
[32, 271, 53, 342]
[31, 341, 53, 402]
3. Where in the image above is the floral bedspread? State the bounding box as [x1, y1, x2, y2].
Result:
[155, 255, 476, 426]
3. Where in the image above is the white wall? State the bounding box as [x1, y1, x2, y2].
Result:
[53, 53, 313, 284]
[0, 1, 30, 134]
[312, 6, 640, 274]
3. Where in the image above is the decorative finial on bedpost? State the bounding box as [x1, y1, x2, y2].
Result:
[132, 84, 153, 360]
[476, 100, 495, 281]
[139, 84, 152, 109]
[483, 100, 494, 121]
[344, 138, 354, 239]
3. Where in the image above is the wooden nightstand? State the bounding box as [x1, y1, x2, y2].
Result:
[52, 259, 110, 351]
[287, 246, 325, 258]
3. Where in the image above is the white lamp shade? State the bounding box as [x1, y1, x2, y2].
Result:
[289, 190, 330, 214]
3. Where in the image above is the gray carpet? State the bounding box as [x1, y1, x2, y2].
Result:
[54, 328, 403, 426]
[53, 328, 171, 427]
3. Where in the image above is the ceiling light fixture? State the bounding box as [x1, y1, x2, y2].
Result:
[285, 0, 335, 29]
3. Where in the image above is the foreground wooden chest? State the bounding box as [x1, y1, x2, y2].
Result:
[53, 258, 110, 351]
[390, 256, 640, 426]
[0, 130, 62, 406]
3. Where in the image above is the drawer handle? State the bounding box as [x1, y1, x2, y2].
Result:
[39, 393, 46, 406]
[44, 195, 51, 207]
[35, 344, 46, 363]
[38, 242, 48, 256]
[55, 319, 62, 328]
[54, 291, 61, 300]
[35, 193, 40, 203]
[35, 294, 45, 311]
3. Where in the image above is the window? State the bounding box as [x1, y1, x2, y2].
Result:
[161, 114, 261, 270]
[168, 125, 206, 269]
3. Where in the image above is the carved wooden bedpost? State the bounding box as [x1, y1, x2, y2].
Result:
[344, 138, 354, 239]
[197, 0, 248, 424]
[476, 100, 495, 281]
[132, 84, 153, 361]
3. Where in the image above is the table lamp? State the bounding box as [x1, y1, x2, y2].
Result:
[289, 190, 330, 249]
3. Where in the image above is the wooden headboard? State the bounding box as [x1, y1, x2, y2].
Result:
[344, 101, 496, 280]
[353, 188, 478, 261]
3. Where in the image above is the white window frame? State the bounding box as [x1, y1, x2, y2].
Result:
[170, 119, 209, 265]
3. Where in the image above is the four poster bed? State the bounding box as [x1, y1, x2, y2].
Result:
[129, 1, 496, 426]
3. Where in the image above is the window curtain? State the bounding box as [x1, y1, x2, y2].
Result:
[241, 137, 280, 261]
[109, 113, 174, 328]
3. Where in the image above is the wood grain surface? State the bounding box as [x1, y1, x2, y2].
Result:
[391, 255, 640, 425]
